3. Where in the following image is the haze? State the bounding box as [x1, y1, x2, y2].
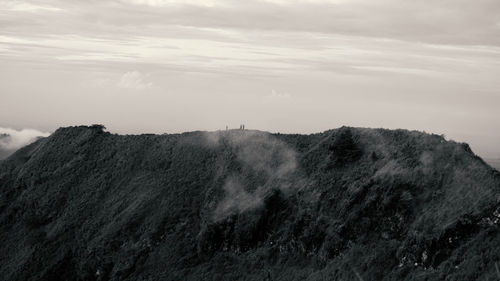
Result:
[1, 0, 499, 158]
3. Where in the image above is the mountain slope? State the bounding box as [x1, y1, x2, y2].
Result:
[0, 125, 499, 281]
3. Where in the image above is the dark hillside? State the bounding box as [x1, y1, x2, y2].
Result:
[0, 125, 499, 281]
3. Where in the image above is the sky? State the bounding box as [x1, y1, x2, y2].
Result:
[1, 0, 499, 158]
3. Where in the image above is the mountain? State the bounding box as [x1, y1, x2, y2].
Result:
[0, 125, 499, 281]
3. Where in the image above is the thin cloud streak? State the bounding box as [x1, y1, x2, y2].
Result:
[2, 0, 500, 46]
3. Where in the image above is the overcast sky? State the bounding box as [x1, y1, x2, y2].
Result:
[1, 0, 499, 157]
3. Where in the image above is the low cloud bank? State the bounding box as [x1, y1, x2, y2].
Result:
[0, 127, 50, 159]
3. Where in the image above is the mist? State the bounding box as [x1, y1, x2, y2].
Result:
[203, 130, 301, 221]
[0, 127, 50, 159]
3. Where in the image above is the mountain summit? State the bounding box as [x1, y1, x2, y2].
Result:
[0, 125, 499, 281]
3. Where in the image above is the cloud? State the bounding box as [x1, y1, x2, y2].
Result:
[0, 127, 50, 159]
[124, 0, 344, 7]
[2, 0, 500, 47]
[2, 0, 500, 76]
[204, 130, 299, 221]
[1, 1, 63, 12]
[116, 71, 153, 90]
[215, 176, 266, 215]
[100, 0, 500, 46]
[351, 66, 443, 77]
[124, 0, 217, 7]
[262, 89, 292, 104]
[267, 89, 291, 99]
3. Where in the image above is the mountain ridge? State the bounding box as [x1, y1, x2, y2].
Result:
[0, 125, 499, 281]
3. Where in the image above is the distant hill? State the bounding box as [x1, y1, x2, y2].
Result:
[0, 125, 499, 281]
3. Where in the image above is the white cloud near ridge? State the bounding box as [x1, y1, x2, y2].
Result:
[0, 127, 49, 151]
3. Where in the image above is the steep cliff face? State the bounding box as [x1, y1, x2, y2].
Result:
[0, 125, 499, 281]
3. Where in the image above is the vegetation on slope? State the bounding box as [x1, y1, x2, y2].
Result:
[0, 125, 499, 281]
